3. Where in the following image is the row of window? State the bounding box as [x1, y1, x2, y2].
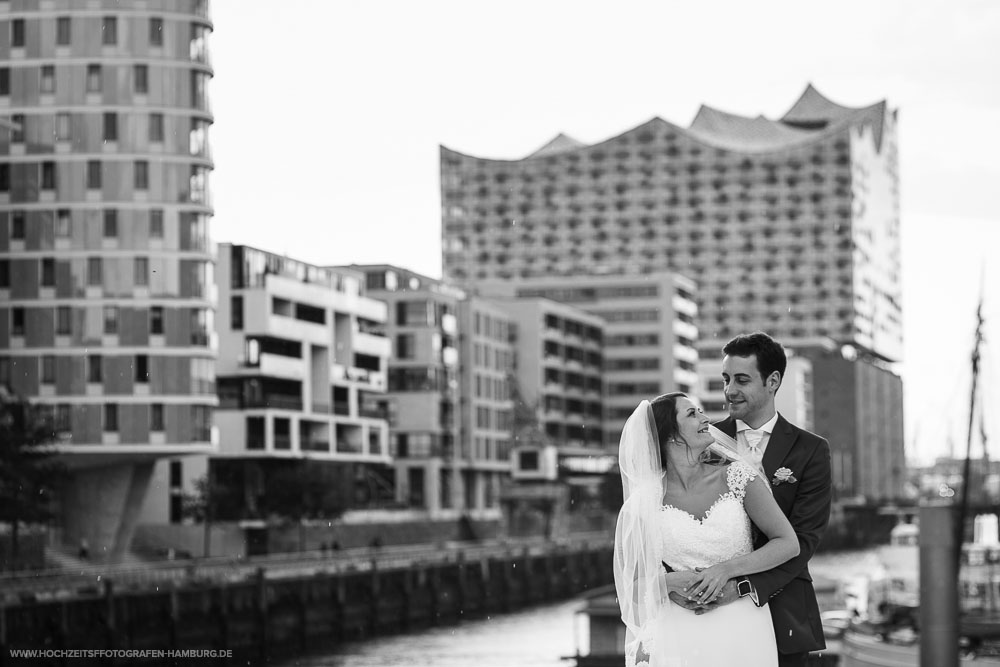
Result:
[474, 406, 512, 431]
[33, 401, 169, 433]
[0, 354, 212, 391]
[473, 373, 509, 401]
[0, 162, 209, 201]
[9, 16, 167, 49]
[3, 305, 209, 342]
[472, 436, 510, 462]
[6, 208, 158, 247]
[0, 257, 209, 296]
[1, 67, 209, 108]
[471, 341, 511, 372]
[472, 311, 509, 341]
[6, 112, 208, 151]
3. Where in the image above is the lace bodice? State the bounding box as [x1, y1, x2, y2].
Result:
[659, 462, 757, 571]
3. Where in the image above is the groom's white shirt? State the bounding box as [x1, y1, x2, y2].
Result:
[735, 411, 780, 466]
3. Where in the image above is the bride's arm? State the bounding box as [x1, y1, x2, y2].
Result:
[685, 475, 799, 602]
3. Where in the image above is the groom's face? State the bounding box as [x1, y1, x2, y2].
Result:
[721, 354, 774, 426]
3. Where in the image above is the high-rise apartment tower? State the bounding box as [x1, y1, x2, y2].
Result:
[0, 0, 215, 559]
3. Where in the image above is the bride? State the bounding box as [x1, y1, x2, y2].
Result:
[614, 392, 799, 667]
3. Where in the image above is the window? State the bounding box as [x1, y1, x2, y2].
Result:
[103, 306, 118, 334]
[0, 68, 8, 96]
[102, 17, 117, 45]
[150, 306, 164, 335]
[150, 209, 164, 237]
[134, 257, 148, 286]
[11, 211, 25, 239]
[11, 308, 25, 337]
[41, 356, 55, 384]
[41, 258, 55, 286]
[103, 209, 118, 238]
[56, 112, 71, 141]
[190, 71, 207, 109]
[149, 113, 164, 142]
[87, 257, 102, 286]
[149, 18, 164, 46]
[0, 260, 8, 288]
[57, 209, 71, 237]
[103, 404, 118, 432]
[151, 403, 164, 431]
[86, 161, 101, 189]
[40, 65, 55, 94]
[103, 113, 117, 142]
[87, 355, 102, 383]
[57, 17, 71, 45]
[56, 306, 71, 335]
[396, 333, 414, 359]
[131, 64, 149, 95]
[189, 118, 208, 156]
[134, 161, 148, 190]
[10, 114, 23, 142]
[135, 354, 148, 383]
[11, 19, 25, 47]
[231, 295, 243, 330]
[0, 164, 8, 192]
[169, 460, 182, 487]
[86, 64, 101, 93]
[41, 162, 56, 190]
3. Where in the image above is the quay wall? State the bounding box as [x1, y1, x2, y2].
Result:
[0, 542, 614, 666]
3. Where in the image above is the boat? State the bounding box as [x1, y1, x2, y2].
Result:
[840, 295, 1000, 665]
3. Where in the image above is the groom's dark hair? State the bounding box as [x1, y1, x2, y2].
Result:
[722, 332, 787, 389]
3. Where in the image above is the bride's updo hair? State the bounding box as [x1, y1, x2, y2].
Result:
[650, 392, 688, 462]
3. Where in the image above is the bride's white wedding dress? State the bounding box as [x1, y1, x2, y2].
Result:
[651, 462, 778, 666]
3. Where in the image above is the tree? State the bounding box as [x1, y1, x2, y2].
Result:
[508, 372, 546, 448]
[0, 385, 65, 569]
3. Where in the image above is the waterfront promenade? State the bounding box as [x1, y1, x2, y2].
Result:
[0, 533, 614, 665]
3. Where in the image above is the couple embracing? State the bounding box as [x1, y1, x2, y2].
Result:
[614, 332, 832, 667]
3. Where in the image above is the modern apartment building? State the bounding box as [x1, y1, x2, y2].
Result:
[354, 264, 513, 517]
[456, 296, 515, 515]
[489, 297, 605, 483]
[806, 344, 905, 502]
[440, 84, 902, 364]
[137, 245, 393, 526]
[471, 271, 696, 446]
[0, 0, 215, 560]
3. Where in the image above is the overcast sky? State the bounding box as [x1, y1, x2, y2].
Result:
[208, 0, 1000, 465]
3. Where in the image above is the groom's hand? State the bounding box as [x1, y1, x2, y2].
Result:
[694, 579, 740, 615]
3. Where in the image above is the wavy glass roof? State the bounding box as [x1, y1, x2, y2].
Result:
[442, 85, 888, 161]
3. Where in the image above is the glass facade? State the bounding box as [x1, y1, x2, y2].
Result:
[0, 0, 215, 451]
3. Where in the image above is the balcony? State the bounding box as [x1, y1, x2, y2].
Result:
[354, 331, 391, 358]
[332, 364, 385, 390]
[240, 352, 305, 380]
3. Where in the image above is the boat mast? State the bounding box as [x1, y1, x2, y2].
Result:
[955, 295, 985, 562]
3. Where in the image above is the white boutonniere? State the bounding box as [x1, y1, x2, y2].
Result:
[772, 467, 797, 486]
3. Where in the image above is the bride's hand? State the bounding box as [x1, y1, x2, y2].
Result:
[685, 564, 732, 604]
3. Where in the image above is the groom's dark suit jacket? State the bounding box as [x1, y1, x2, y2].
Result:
[714, 415, 832, 655]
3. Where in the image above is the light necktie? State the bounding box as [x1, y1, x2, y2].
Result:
[744, 429, 764, 466]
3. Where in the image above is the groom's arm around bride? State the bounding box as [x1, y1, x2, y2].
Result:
[673, 332, 833, 665]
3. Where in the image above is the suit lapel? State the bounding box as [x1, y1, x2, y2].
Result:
[761, 414, 797, 477]
[715, 416, 737, 440]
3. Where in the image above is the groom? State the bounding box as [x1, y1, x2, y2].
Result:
[674, 332, 832, 667]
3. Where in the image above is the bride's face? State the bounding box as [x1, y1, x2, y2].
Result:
[674, 397, 714, 450]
